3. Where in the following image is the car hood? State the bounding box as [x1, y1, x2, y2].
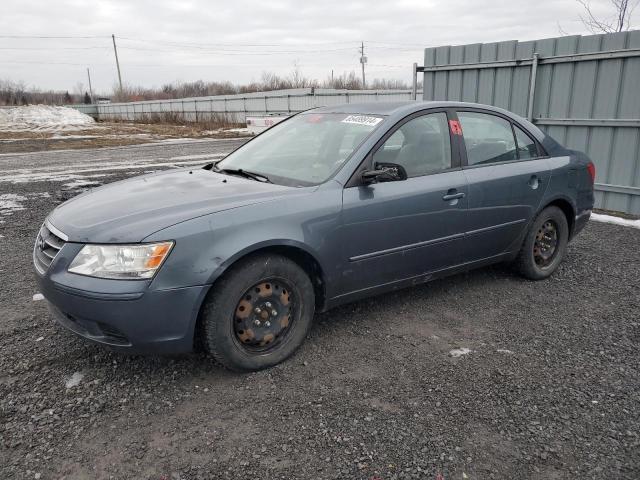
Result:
[48, 168, 304, 243]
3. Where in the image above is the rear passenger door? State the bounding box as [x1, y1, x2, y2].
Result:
[456, 110, 551, 262]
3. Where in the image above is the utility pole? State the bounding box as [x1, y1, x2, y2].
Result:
[86, 68, 94, 103]
[111, 34, 123, 92]
[359, 41, 367, 89]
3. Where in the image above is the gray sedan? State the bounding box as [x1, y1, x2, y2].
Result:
[34, 101, 595, 371]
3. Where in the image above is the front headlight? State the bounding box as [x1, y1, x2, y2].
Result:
[68, 242, 174, 279]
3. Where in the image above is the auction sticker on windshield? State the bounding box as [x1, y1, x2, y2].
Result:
[341, 115, 383, 126]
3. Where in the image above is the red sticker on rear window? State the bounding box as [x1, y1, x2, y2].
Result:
[449, 120, 463, 135]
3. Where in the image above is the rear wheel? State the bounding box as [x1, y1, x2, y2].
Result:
[201, 253, 315, 371]
[515, 206, 569, 280]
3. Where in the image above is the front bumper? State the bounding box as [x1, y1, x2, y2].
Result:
[36, 272, 209, 354]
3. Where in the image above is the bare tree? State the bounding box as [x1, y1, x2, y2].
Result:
[577, 0, 639, 33]
[72, 82, 85, 103]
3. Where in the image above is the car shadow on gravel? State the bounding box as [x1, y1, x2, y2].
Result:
[49, 261, 517, 373]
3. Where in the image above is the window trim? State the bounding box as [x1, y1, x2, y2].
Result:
[345, 108, 461, 188]
[511, 122, 541, 162]
[454, 108, 548, 169]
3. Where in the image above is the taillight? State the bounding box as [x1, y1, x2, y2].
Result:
[587, 162, 596, 183]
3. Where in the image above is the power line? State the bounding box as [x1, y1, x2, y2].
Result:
[117, 45, 358, 55]
[117, 36, 363, 48]
[0, 46, 109, 50]
[0, 34, 428, 48]
[0, 60, 92, 66]
[366, 40, 431, 47]
[117, 36, 430, 48]
[0, 60, 365, 68]
[0, 35, 109, 39]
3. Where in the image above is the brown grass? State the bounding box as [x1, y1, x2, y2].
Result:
[105, 111, 242, 130]
[0, 120, 251, 154]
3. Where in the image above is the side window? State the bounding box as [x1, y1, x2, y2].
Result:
[458, 112, 517, 166]
[513, 125, 538, 159]
[372, 112, 451, 177]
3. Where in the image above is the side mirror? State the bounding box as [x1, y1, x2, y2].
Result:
[361, 162, 408, 184]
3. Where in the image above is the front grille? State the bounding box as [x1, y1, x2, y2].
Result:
[34, 222, 66, 274]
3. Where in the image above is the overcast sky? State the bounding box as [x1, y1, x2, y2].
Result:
[0, 0, 629, 94]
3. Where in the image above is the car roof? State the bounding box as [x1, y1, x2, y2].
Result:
[311, 100, 519, 117]
[310, 100, 557, 151]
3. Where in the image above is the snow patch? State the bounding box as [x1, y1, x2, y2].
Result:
[158, 137, 199, 144]
[33, 293, 44, 301]
[62, 179, 102, 190]
[0, 105, 95, 132]
[0, 193, 27, 215]
[203, 127, 252, 135]
[65, 372, 85, 389]
[497, 349, 513, 354]
[50, 134, 100, 140]
[170, 153, 226, 161]
[449, 347, 472, 358]
[29, 192, 51, 198]
[591, 213, 640, 229]
[3, 171, 112, 185]
[0, 158, 212, 184]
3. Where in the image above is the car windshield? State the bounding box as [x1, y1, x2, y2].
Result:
[216, 112, 384, 186]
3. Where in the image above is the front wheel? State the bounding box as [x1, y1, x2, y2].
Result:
[515, 206, 569, 280]
[201, 253, 315, 371]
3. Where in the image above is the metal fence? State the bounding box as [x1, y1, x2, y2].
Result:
[73, 88, 422, 124]
[417, 30, 640, 215]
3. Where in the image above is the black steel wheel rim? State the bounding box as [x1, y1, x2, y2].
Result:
[233, 278, 295, 353]
[533, 220, 559, 268]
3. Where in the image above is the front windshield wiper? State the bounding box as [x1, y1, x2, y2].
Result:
[213, 166, 271, 183]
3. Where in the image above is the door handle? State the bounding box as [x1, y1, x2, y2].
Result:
[528, 175, 540, 190]
[442, 191, 465, 201]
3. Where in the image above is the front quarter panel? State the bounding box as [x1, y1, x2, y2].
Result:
[144, 183, 344, 296]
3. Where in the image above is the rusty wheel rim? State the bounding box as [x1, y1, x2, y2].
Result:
[233, 279, 294, 353]
[533, 220, 559, 268]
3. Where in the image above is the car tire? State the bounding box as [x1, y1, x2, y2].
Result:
[201, 253, 315, 372]
[515, 206, 569, 280]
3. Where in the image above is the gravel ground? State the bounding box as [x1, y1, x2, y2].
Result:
[1, 141, 639, 479]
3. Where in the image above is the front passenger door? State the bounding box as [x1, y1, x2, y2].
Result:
[339, 111, 468, 296]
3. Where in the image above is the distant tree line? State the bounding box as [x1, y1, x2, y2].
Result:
[0, 79, 90, 106]
[111, 70, 421, 102]
[2, 69, 421, 106]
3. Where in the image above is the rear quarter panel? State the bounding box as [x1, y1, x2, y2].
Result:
[540, 149, 595, 233]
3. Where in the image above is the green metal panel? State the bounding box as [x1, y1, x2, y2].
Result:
[447, 45, 466, 101]
[422, 31, 640, 215]
[494, 41, 517, 111]
[461, 44, 481, 103]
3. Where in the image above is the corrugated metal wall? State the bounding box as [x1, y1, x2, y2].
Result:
[74, 88, 421, 124]
[423, 31, 640, 215]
